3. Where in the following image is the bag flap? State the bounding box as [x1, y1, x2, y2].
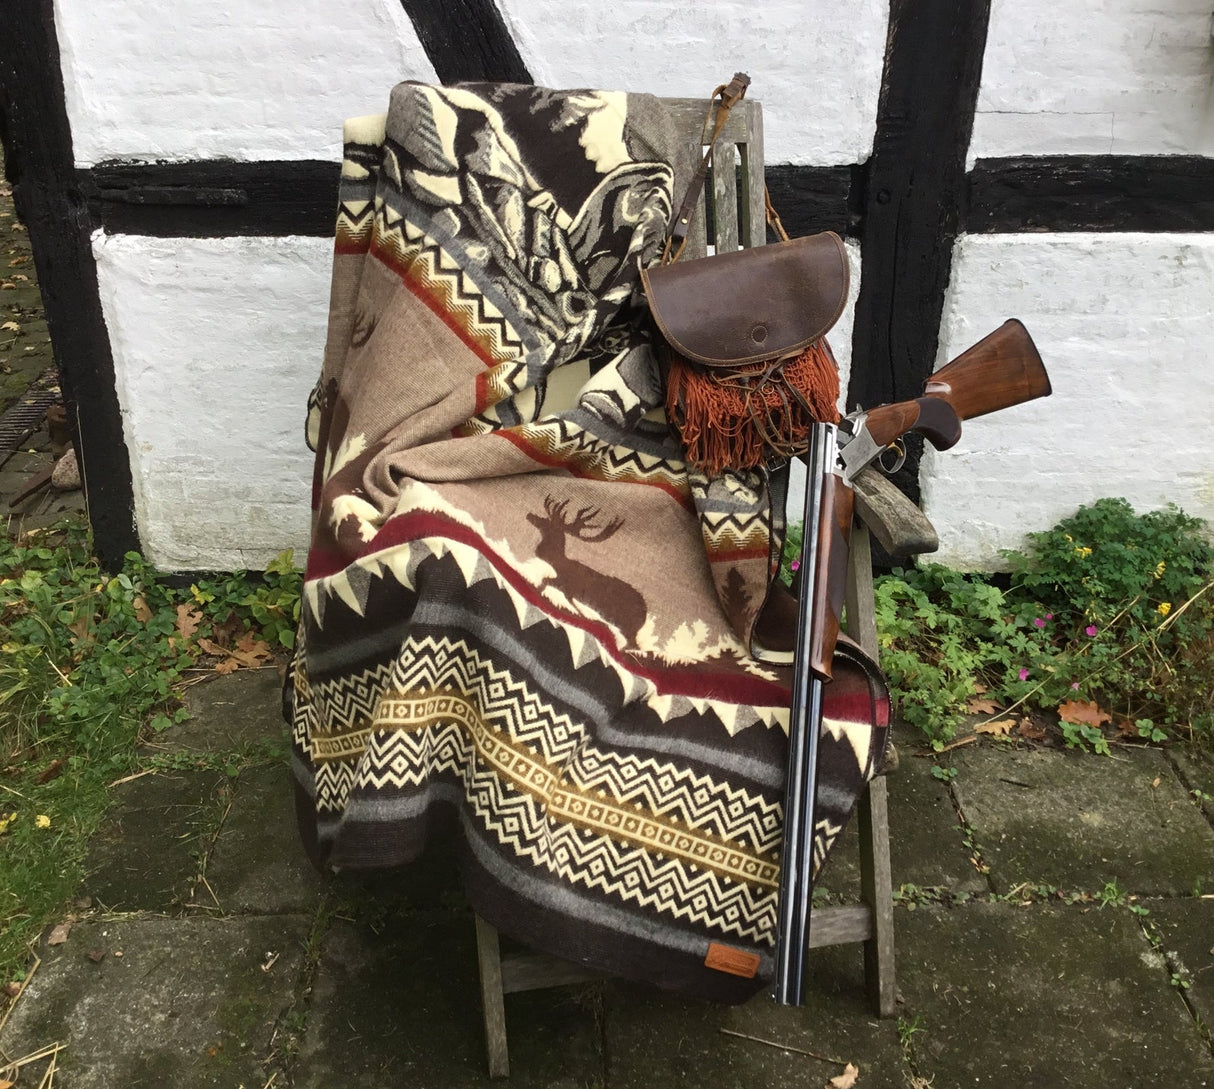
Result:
[640, 232, 849, 367]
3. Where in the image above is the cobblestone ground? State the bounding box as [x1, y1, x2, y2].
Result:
[0, 144, 85, 531]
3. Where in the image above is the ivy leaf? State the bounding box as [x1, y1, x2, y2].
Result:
[1057, 699, 1111, 729]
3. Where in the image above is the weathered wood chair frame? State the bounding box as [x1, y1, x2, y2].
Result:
[473, 98, 936, 1078]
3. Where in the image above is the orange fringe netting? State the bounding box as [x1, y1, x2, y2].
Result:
[665, 339, 841, 476]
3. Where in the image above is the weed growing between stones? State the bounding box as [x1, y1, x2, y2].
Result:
[0, 517, 301, 983]
[803, 497, 1214, 756]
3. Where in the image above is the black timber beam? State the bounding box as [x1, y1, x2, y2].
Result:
[0, 0, 138, 567]
[848, 0, 992, 502]
[82, 160, 341, 238]
[967, 155, 1214, 233]
[400, 0, 532, 84]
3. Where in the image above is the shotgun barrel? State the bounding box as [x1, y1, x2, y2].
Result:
[773, 422, 837, 1006]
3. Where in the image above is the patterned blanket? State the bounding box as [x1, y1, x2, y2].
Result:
[287, 81, 890, 1002]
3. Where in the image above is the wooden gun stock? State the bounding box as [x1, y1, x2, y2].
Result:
[808, 473, 853, 681]
[861, 319, 1051, 452]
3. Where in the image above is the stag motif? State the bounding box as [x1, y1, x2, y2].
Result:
[526, 497, 647, 649]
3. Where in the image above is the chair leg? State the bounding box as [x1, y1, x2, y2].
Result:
[474, 913, 511, 1077]
[857, 775, 896, 1017]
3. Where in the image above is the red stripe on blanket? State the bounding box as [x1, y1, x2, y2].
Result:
[367, 237, 503, 372]
[492, 430, 694, 511]
[306, 510, 792, 707]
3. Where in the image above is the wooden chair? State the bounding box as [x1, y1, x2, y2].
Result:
[473, 97, 937, 1078]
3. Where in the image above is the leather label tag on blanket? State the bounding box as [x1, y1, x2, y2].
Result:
[704, 942, 761, 978]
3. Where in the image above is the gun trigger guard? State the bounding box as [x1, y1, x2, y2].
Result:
[879, 440, 906, 475]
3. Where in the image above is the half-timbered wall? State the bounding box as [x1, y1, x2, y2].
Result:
[2, 0, 1212, 570]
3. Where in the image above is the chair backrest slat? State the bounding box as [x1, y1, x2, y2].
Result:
[660, 97, 765, 259]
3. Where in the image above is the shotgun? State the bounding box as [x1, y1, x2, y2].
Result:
[773, 318, 1051, 1006]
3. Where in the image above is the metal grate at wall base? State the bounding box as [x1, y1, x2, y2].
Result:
[0, 369, 60, 469]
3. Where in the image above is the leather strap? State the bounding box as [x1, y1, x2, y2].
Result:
[663, 72, 751, 264]
[662, 73, 794, 262]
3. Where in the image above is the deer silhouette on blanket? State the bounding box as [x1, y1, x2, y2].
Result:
[526, 497, 648, 650]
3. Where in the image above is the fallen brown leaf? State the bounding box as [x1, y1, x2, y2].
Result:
[2, 981, 19, 998]
[1018, 719, 1048, 741]
[132, 595, 153, 623]
[829, 1063, 860, 1089]
[0, 321, 19, 332]
[47, 921, 72, 946]
[86, 950, 105, 963]
[230, 631, 273, 666]
[195, 636, 227, 657]
[975, 718, 1016, 737]
[966, 698, 999, 714]
[214, 659, 239, 675]
[36, 759, 63, 785]
[175, 604, 202, 640]
[1057, 699, 1111, 729]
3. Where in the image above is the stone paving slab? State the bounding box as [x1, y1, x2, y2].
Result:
[297, 915, 604, 1088]
[1146, 897, 1214, 1030]
[206, 763, 325, 915]
[603, 941, 907, 1089]
[168, 668, 289, 755]
[897, 901, 1214, 1088]
[951, 744, 1214, 896]
[83, 769, 229, 912]
[886, 742, 989, 896]
[0, 914, 309, 1088]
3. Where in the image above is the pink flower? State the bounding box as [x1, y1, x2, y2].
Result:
[1071, 682, 1080, 690]
[1033, 617, 1046, 628]
[1045, 613, 1054, 620]
[1085, 625, 1098, 637]
[1018, 667, 1029, 681]
[790, 560, 800, 572]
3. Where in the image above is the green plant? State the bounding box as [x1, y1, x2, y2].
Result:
[930, 764, 957, 783]
[854, 497, 1214, 754]
[0, 521, 302, 978]
[897, 1014, 925, 1050]
[1005, 498, 1214, 750]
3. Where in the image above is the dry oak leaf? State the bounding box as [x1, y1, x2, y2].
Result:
[1019, 719, 1048, 741]
[966, 698, 1000, 715]
[0, 321, 19, 332]
[47, 920, 73, 945]
[132, 594, 153, 623]
[829, 1063, 860, 1089]
[174, 603, 202, 640]
[1057, 699, 1111, 729]
[229, 632, 273, 667]
[975, 718, 1016, 737]
[195, 636, 227, 658]
[213, 658, 240, 676]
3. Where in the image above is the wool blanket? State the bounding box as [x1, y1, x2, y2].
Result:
[287, 81, 890, 1002]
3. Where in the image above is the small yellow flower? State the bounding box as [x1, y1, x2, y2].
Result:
[1154, 561, 1166, 580]
[0, 812, 18, 835]
[1074, 546, 1092, 558]
[35, 814, 51, 829]
[1157, 602, 1172, 617]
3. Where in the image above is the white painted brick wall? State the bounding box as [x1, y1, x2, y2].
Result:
[52, 1, 1214, 568]
[93, 234, 329, 570]
[922, 233, 1214, 568]
[501, 0, 888, 165]
[972, 0, 1214, 159]
[55, 0, 436, 165]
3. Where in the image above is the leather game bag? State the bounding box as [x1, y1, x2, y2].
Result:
[642, 74, 849, 476]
